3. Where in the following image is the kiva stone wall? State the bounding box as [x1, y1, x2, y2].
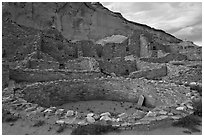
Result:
[22, 77, 190, 108]
[22, 78, 159, 107]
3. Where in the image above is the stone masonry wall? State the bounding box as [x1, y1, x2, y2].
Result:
[9, 68, 101, 83]
[65, 57, 100, 71]
[98, 57, 137, 76]
[22, 77, 190, 108]
[129, 65, 167, 80]
[139, 34, 151, 58]
[140, 53, 187, 63]
[28, 59, 59, 70]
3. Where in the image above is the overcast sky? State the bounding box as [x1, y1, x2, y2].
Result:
[101, 2, 202, 46]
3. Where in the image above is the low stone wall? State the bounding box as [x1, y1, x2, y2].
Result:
[22, 77, 190, 108]
[140, 53, 187, 63]
[28, 59, 59, 70]
[135, 57, 164, 71]
[129, 65, 167, 79]
[9, 68, 101, 82]
[181, 51, 202, 61]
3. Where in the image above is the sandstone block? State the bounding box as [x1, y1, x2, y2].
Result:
[137, 95, 145, 106]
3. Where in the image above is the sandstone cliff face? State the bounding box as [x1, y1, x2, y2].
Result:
[3, 2, 181, 44]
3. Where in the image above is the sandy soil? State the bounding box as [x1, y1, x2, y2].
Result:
[58, 100, 150, 115]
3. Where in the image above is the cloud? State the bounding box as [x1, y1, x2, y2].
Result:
[101, 2, 202, 46]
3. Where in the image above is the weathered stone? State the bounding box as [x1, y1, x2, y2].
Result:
[158, 110, 168, 115]
[87, 113, 94, 117]
[145, 111, 157, 117]
[36, 107, 45, 112]
[189, 82, 197, 86]
[142, 94, 156, 108]
[155, 115, 169, 121]
[111, 118, 118, 122]
[25, 106, 37, 112]
[100, 112, 111, 117]
[55, 109, 65, 116]
[77, 119, 88, 125]
[118, 113, 128, 119]
[93, 114, 100, 120]
[43, 108, 53, 113]
[167, 113, 174, 116]
[176, 106, 186, 111]
[56, 120, 65, 124]
[64, 117, 76, 124]
[110, 72, 116, 77]
[100, 115, 112, 121]
[86, 116, 95, 123]
[132, 110, 146, 119]
[121, 122, 131, 127]
[171, 115, 182, 120]
[65, 110, 75, 117]
[186, 104, 193, 110]
[137, 95, 145, 106]
[48, 107, 57, 112]
[170, 109, 184, 115]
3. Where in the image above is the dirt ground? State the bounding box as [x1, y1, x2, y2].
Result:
[2, 100, 202, 135]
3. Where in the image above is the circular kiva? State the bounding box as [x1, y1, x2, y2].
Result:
[22, 78, 160, 108]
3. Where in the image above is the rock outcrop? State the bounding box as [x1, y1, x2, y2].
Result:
[3, 2, 181, 44]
